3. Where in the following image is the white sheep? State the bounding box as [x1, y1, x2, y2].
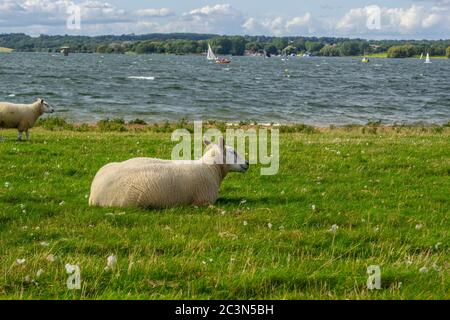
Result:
[89, 137, 249, 208]
[0, 98, 55, 140]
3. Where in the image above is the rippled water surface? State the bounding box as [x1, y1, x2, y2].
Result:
[1, 53, 449, 125]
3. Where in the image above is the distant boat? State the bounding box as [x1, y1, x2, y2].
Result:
[425, 53, 431, 64]
[362, 51, 370, 63]
[207, 43, 231, 64]
[302, 53, 311, 58]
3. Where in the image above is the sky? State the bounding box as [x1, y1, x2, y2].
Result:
[0, 0, 449, 39]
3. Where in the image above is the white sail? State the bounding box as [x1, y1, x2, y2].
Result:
[425, 53, 431, 64]
[207, 44, 217, 61]
[419, 53, 423, 59]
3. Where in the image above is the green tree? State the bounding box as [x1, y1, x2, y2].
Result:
[246, 41, 263, 53]
[230, 36, 247, 55]
[135, 41, 156, 54]
[339, 41, 361, 56]
[446, 46, 450, 58]
[211, 37, 232, 54]
[305, 41, 323, 54]
[387, 44, 416, 58]
[264, 44, 278, 55]
[271, 38, 288, 52]
[319, 44, 340, 56]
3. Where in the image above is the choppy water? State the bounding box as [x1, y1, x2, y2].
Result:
[1, 52, 449, 125]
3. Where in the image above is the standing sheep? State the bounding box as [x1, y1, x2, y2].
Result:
[89, 137, 250, 208]
[0, 98, 55, 140]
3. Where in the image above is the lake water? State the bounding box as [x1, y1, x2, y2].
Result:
[1, 52, 449, 125]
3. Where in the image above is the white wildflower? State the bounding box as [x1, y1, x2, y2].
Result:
[36, 269, 45, 277]
[40, 241, 50, 247]
[329, 224, 339, 233]
[46, 254, 56, 262]
[4, 182, 10, 188]
[432, 263, 441, 272]
[16, 258, 26, 265]
[268, 223, 273, 229]
[419, 267, 428, 273]
[243, 221, 248, 226]
[104, 255, 118, 272]
[415, 224, 423, 230]
[59, 201, 65, 206]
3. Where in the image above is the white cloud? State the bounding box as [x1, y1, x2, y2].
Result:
[335, 4, 450, 37]
[135, 8, 175, 18]
[243, 13, 315, 36]
[0, 1, 449, 38]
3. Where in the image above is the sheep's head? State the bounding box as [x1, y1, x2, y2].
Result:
[203, 137, 249, 173]
[38, 98, 55, 114]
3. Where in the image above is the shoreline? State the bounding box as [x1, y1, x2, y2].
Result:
[30, 117, 450, 133]
[5, 51, 448, 59]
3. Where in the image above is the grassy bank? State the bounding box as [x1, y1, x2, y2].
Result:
[0, 47, 13, 53]
[0, 124, 449, 299]
[363, 53, 448, 59]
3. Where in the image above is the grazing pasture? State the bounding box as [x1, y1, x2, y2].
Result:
[0, 124, 448, 299]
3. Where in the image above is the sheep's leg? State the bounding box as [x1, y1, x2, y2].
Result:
[17, 131, 23, 141]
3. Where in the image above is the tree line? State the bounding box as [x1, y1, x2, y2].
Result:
[1, 33, 449, 58]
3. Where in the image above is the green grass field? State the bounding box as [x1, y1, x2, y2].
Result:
[0, 124, 449, 299]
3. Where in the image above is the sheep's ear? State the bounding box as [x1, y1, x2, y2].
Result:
[219, 136, 225, 150]
[203, 139, 212, 146]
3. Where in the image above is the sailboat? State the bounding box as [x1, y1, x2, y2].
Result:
[425, 53, 431, 64]
[419, 53, 423, 60]
[207, 44, 231, 64]
[362, 51, 370, 63]
[207, 44, 217, 61]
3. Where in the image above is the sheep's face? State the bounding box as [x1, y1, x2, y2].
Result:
[203, 138, 249, 173]
[39, 98, 55, 113]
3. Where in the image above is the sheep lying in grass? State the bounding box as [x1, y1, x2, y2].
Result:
[0, 98, 55, 140]
[89, 137, 249, 208]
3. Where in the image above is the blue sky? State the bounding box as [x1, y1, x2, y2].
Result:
[0, 0, 449, 39]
